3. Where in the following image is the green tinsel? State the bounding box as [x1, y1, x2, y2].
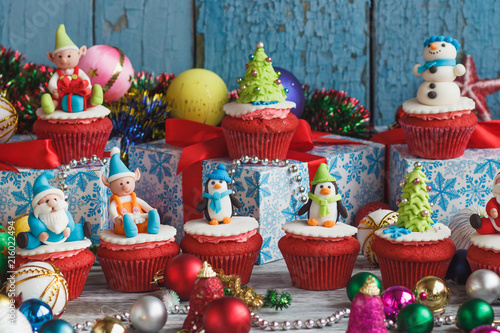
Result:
[262, 289, 292, 311]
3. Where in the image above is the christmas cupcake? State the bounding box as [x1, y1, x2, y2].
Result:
[33, 24, 111, 164]
[222, 42, 298, 160]
[279, 163, 359, 290]
[372, 162, 456, 289]
[467, 234, 500, 275]
[399, 35, 476, 159]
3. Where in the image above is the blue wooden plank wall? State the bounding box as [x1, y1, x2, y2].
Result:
[1, 0, 499, 126]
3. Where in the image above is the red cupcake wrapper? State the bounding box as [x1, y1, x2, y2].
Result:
[376, 256, 452, 289]
[281, 252, 358, 290]
[467, 259, 500, 276]
[181, 249, 260, 285]
[222, 127, 297, 160]
[399, 121, 476, 159]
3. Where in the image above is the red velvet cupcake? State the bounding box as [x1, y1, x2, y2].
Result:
[97, 226, 179, 292]
[279, 220, 359, 290]
[467, 233, 500, 275]
[180, 217, 262, 285]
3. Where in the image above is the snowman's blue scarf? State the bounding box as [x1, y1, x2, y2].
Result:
[417, 58, 456, 74]
[203, 190, 233, 213]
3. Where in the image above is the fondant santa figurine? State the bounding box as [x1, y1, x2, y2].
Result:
[41, 24, 103, 114]
[16, 171, 92, 249]
[102, 147, 160, 238]
[470, 173, 500, 234]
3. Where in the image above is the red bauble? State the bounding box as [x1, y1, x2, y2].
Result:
[164, 254, 203, 300]
[355, 202, 391, 227]
[203, 297, 251, 333]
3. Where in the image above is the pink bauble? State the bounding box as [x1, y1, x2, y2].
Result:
[78, 45, 134, 102]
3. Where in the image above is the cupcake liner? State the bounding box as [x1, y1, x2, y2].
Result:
[467, 259, 500, 276]
[222, 127, 297, 160]
[281, 251, 358, 290]
[399, 121, 475, 159]
[467, 246, 500, 276]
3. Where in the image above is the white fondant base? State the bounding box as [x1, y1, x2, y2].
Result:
[416, 81, 461, 106]
[223, 101, 296, 117]
[374, 223, 451, 242]
[99, 225, 176, 245]
[402, 97, 475, 114]
[184, 216, 259, 237]
[16, 239, 92, 256]
[470, 233, 500, 251]
[282, 220, 357, 239]
[36, 105, 110, 120]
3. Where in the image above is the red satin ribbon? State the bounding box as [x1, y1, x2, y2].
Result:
[165, 118, 364, 222]
[58, 78, 91, 113]
[0, 140, 61, 172]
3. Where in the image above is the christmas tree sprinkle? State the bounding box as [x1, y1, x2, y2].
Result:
[396, 162, 433, 232]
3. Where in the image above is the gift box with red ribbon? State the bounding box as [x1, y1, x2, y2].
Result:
[129, 119, 385, 264]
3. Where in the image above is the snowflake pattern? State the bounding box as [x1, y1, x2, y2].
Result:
[458, 175, 491, 207]
[0, 187, 12, 221]
[244, 172, 271, 206]
[282, 195, 307, 222]
[474, 159, 499, 180]
[129, 150, 146, 169]
[366, 147, 384, 177]
[163, 184, 183, 213]
[429, 172, 461, 210]
[148, 152, 173, 183]
[11, 181, 33, 216]
[383, 226, 412, 239]
[344, 153, 368, 184]
[328, 157, 343, 181]
[66, 170, 99, 192]
[353, 179, 376, 208]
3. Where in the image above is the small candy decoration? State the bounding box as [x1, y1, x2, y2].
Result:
[19, 299, 53, 332]
[163, 254, 203, 301]
[357, 209, 398, 265]
[346, 272, 382, 302]
[381, 286, 415, 321]
[130, 295, 168, 333]
[414, 276, 451, 313]
[91, 317, 126, 333]
[449, 206, 484, 249]
[347, 276, 387, 332]
[11, 262, 69, 317]
[0, 97, 17, 143]
[167, 68, 228, 126]
[396, 303, 433, 333]
[39, 319, 73, 333]
[78, 45, 134, 102]
[466, 269, 500, 304]
[445, 249, 472, 284]
[273, 67, 305, 118]
[203, 296, 251, 333]
[456, 298, 494, 333]
[0, 306, 33, 333]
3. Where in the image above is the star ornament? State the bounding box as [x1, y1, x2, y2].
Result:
[88, 68, 99, 78]
[456, 55, 500, 121]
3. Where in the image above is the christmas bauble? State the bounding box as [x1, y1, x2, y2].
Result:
[450, 206, 484, 249]
[78, 45, 134, 102]
[415, 276, 451, 312]
[0, 306, 33, 333]
[11, 262, 69, 317]
[273, 67, 305, 118]
[357, 209, 398, 265]
[456, 299, 494, 333]
[164, 254, 203, 300]
[0, 97, 17, 143]
[39, 319, 73, 333]
[91, 317, 126, 333]
[346, 272, 382, 302]
[12, 213, 30, 237]
[446, 249, 472, 284]
[381, 286, 415, 321]
[0, 225, 15, 282]
[471, 326, 500, 333]
[0, 295, 10, 307]
[130, 296, 168, 332]
[396, 303, 433, 333]
[19, 299, 53, 332]
[466, 269, 500, 304]
[167, 69, 228, 126]
[354, 202, 392, 227]
[203, 296, 251, 333]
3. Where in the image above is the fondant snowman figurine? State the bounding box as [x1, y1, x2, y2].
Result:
[298, 163, 347, 227]
[412, 35, 466, 106]
[196, 164, 241, 225]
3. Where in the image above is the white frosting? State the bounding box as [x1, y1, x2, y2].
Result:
[375, 223, 451, 242]
[282, 220, 357, 238]
[36, 105, 110, 120]
[470, 233, 500, 251]
[16, 239, 91, 256]
[184, 216, 259, 237]
[99, 225, 176, 245]
[223, 101, 296, 117]
[403, 97, 475, 114]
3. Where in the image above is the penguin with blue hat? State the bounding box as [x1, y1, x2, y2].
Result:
[196, 164, 241, 225]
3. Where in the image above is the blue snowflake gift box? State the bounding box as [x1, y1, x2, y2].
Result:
[129, 135, 385, 264]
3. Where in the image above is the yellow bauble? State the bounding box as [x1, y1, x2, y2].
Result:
[12, 213, 30, 236]
[167, 68, 228, 126]
[0, 97, 17, 143]
[0, 294, 11, 307]
[415, 276, 451, 312]
[92, 317, 126, 333]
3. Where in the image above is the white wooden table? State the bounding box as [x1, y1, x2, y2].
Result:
[62, 256, 494, 332]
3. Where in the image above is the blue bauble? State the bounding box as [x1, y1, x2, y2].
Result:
[19, 298, 53, 332]
[39, 319, 73, 333]
[446, 249, 472, 284]
[274, 67, 305, 118]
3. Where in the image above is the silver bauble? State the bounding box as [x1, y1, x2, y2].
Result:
[466, 269, 500, 304]
[130, 296, 168, 332]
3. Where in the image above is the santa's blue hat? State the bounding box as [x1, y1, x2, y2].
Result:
[32, 171, 64, 208]
[107, 147, 135, 182]
[206, 164, 231, 183]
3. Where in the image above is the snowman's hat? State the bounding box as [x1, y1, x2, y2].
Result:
[32, 171, 64, 208]
[107, 147, 135, 183]
[311, 163, 337, 185]
[206, 164, 231, 183]
[53, 24, 79, 53]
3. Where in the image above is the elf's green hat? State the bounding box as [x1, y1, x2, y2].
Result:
[311, 163, 337, 185]
[53, 24, 78, 53]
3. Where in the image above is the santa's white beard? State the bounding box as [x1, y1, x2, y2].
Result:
[34, 200, 69, 235]
[492, 184, 500, 204]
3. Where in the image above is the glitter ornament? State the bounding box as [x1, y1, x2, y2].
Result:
[415, 276, 451, 312]
[456, 299, 494, 333]
[381, 286, 415, 322]
[347, 276, 387, 333]
[163, 254, 203, 301]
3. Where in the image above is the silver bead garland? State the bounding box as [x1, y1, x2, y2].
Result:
[57, 154, 109, 197]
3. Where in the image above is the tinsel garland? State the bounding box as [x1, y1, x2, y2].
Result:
[263, 289, 292, 311]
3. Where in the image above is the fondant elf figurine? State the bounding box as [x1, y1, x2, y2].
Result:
[298, 163, 347, 227]
[41, 24, 103, 114]
[102, 147, 160, 237]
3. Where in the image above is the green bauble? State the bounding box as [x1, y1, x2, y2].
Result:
[0, 226, 14, 282]
[396, 303, 433, 333]
[346, 272, 382, 301]
[456, 298, 494, 333]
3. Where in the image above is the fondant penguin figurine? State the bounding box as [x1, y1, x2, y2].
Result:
[196, 164, 241, 225]
[298, 163, 347, 228]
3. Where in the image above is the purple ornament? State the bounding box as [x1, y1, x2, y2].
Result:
[381, 286, 416, 321]
[471, 326, 500, 333]
[347, 292, 387, 333]
[273, 67, 305, 118]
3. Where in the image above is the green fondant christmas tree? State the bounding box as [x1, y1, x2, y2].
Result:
[396, 162, 433, 232]
[236, 42, 287, 104]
